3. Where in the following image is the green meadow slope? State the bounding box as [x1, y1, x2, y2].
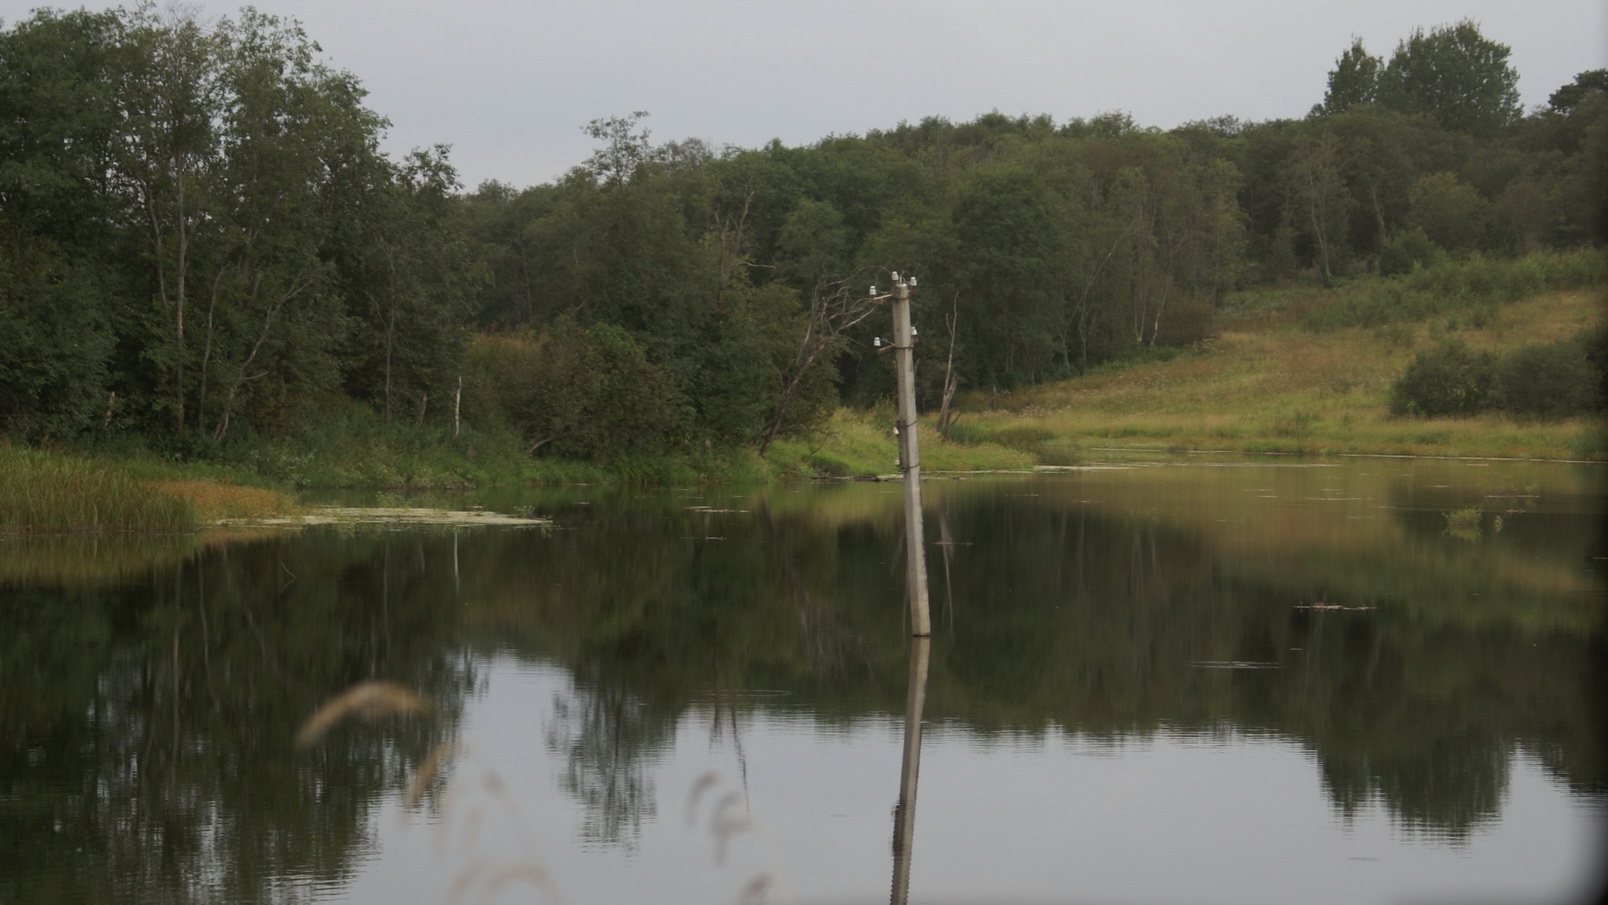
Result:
[947, 286, 1606, 463]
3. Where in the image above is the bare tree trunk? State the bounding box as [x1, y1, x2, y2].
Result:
[197, 265, 232, 430]
[1307, 174, 1335, 288]
[174, 168, 189, 434]
[713, 191, 753, 314]
[757, 272, 880, 456]
[212, 269, 312, 443]
[935, 294, 961, 440]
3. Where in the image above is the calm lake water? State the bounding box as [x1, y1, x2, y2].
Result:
[3, 457, 1605, 904]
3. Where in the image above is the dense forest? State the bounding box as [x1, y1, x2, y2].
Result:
[2, 8, 1604, 462]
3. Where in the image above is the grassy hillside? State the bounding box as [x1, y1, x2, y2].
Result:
[939, 284, 1605, 464]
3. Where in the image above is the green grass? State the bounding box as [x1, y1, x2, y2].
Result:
[1444, 506, 1484, 540]
[203, 398, 777, 490]
[944, 281, 1605, 463]
[765, 409, 1035, 479]
[0, 444, 196, 534]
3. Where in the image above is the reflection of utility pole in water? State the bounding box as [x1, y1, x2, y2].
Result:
[890, 636, 931, 905]
[874, 272, 932, 636]
[876, 272, 934, 899]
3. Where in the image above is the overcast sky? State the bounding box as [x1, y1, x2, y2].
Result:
[4, 0, 1604, 189]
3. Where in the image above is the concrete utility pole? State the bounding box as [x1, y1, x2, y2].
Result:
[878, 272, 932, 637]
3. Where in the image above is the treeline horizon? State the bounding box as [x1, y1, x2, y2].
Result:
[2, 8, 1604, 464]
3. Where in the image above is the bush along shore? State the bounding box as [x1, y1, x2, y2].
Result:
[3, 282, 1595, 536]
[5, 256, 1605, 532]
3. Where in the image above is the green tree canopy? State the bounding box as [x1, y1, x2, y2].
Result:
[1321, 38, 1382, 115]
[1379, 20, 1521, 138]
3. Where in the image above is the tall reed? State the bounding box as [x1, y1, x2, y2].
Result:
[0, 445, 195, 534]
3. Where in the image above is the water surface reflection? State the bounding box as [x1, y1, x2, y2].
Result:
[0, 459, 1602, 903]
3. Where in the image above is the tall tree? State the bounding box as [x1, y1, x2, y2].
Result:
[342, 146, 481, 424]
[1283, 128, 1353, 286]
[756, 273, 879, 456]
[115, 7, 226, 433]
[0, 9, 127, 437]
[195, 10, 374, 440]
[3, 6, 397, 441]
[950, 164, 1069, 386]
[1547, 69, 1608, 115]
[1322, 107, 1428, 254]
[580, 111, 654, 188]
[1379, 20, 1521, 138]
[1321, 38, 1382, 115]
[1407, 171, 1491, 252]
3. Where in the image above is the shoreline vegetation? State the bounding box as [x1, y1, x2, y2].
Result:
[5, 11, 1605, 538]
[3, 272, 1602, 537]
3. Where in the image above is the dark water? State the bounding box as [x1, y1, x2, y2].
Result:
[2, 458, 1605, 904]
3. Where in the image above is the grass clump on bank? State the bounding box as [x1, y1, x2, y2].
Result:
[766, 409, 1035, 479]
[0, 445, 307, 535]
[0, 444, 195, 534]
[146, 480, 304, 524]
[194, 396, 774, 490]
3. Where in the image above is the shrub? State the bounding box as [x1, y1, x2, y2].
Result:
[1580, 322, 1608, 409]
[1407, 172, 1490, 253]
[1492, 339, 1602, 418]
[1379, 227, 1443, 276]
[1389, 340, 1496, 417]
[1153, 295, 1217, 347]
[1443, 506, 1482, 539]
[1302, 282, 1440, 332]
[462, 321, 689, 461]
[1540, 247, 1608, 288]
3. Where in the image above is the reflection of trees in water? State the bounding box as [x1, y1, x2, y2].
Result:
[545, 677, 675, 850]
[763, 505, 873, 683]
[451, 499, 889, 848]
[1319, 736, 1512, 840]
[482, 483, 1601, 843]
[1, 479, 1585, 897]
[0, 532, 472, 905]
[923, 487, 1603, 838]
[429, 483, 1603, 850]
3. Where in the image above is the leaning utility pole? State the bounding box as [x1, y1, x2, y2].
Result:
[876, 272, 931, 637]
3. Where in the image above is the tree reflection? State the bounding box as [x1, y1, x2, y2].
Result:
[462, 476, 1605, 845]
[3, 466, 1602, 900]
[1319, 734, 1511, 839]
[0, 531, 472, 905]
[763, 504, 875, 682]
[545, 676, 675, 849]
